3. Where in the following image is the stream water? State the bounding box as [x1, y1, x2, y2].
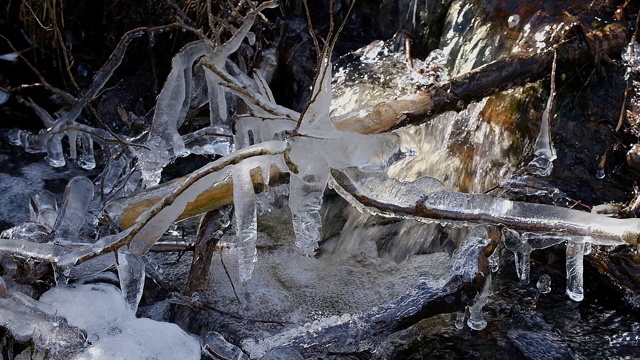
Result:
[1, 0, 640, 359]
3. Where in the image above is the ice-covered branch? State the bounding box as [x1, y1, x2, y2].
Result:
[107, 23, 630, 229]
[61, 141, 287, 268]
[330, 167, 639, 246]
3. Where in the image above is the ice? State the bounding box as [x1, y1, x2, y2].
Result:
[101, 154, 129, 194]
[77, 133, 96, 170]
[0, 291, 87, 358]
[259, 347, 304, 360]
[527, 51, 557, 176]
[203, 331, 250, 360]
[183, 125, 234, 156]
[116, 249, 146, 312]
[0, 239, 70, 262]
[565, 238, 585, 302]
[140, 41, 212, 186]
[29, 190, 58, 229]
[38, 283, 200, 360]
[467, 273, 492, 330]
[299, 57, 333, 131]
[126, 141, 286, 256]
[288, 174, 327, 256]
[502, 228, 532, 284]
[54, 177, 94, 242]
[622, 41, 640, 71]
[0, 89, 8, 105]
[46, 134, 66, 167]
[137, 2, 278, 187]
[0, 222, 50, 242]
[536, 274, 551, 294]
[455, 311, 466, 329]
[232, 164, 258, 282]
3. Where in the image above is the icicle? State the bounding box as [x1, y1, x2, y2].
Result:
[46, 133, 66, 167]
[29, 190, 58, 230]
[54, 177, 94, 242]
[288, 173, 328, 256]
[454, 311, 466, 329]
[232, 165, 258, 282]
[116, 249, 146, 313]
[565, 238, 585, 301]
[527, 51, 557, 176]
[102, 154, 128, 193]
[77, 133, 96, 170]
[141, 41, 212, 186]
[124, 170, 142, 196]
[253, 71, 276, 103]
[67, 130, 78, 160]
[502, 228, 532, 284]
[467, 273, 492, 330]
[487, 249, 500, 273]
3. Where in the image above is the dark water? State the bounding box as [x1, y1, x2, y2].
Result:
[378, 247, 640, 360]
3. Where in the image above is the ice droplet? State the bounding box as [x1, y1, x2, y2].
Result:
[455, 311, 465, 329]
[536, 274, 551, 294]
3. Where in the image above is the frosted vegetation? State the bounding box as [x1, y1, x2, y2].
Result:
[3, 1, 640, 357]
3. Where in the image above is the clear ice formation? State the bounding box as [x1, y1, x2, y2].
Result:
[232, 164, 259, 282]
[258, 347, 304, 360]
[37, 283, 201, 360]
[116, 249, 146, 312]
[331, 166, 639, 304]
[139, 1, 279, 187]
[565, 238, 586, 301]
[502, 228, 567, 284]
[527, 52, 557, 176]
[623, 41, 640, 72]
[203, 331, 250, 360]
[536, 274, 551, 294]
[467, 273, 492, 330]
[502, 228, 533, 284]
[0, 290, 87, 358]
[54, 177, 94, 243]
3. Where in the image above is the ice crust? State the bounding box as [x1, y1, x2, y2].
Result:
[38, 284, 200, 360]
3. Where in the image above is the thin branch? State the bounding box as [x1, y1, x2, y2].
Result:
[220, 251, 241, 303]
[0, 34, 77, 103]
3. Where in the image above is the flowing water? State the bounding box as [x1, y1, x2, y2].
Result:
[2, 0, 640, 358]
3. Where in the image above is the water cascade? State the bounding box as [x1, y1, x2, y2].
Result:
[1, 0, 640, 358]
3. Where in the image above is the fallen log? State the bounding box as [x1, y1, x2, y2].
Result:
[104, 22, 629, 230]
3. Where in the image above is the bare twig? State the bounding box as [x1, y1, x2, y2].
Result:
[220, 251, 241, 303]
[168, 292, 290, 325]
